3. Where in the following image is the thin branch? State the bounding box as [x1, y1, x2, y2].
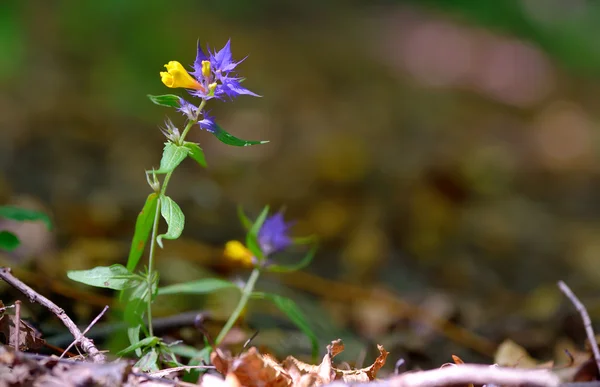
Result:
[0, 267, 106, 363]
[59, 305, 109, 360]
[323, 364, 560, 387]
[558, 280, 600, 375]
[12, 300, 21, 353]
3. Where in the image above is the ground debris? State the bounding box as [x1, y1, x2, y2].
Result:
[0, 344, 198, 386]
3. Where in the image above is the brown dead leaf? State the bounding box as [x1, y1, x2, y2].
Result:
[494, 339, 538, 368]
[283, 340, 388, 384]
[0, 313, 45, 351]
[211, 347, 292, 387]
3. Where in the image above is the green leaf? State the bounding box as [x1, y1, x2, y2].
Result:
[136, 347, 159, 372]
[123, 272, 158, 326]
[246, 206, 269, 261]
[257, 293, 318, 360]
[147, 94, 181, 108]
[67, 264, 141, 290]
[158, 278, 237, 296]
[153, 142, 190, 174]
[0, 231, 20, 252]
[116, 336, 159, 357]
[211, 123, 269, 147]
[127, 325, 142, 357]
[183, 347, 212, 382]
[237, 206, 252, 231]
[267, 244, 318, 273]
[169, 344, 208, 359]
[126, 193, 159, 272]
[0, 206, 51, 229]
[157, 195, 185, 248]
[184, 142, 207, 168]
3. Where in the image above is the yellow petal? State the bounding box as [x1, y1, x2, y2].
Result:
[160, 61, 204, 91]
[224, 240, 253, 266]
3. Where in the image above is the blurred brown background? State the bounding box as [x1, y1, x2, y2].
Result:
[2, 0, 600, 369]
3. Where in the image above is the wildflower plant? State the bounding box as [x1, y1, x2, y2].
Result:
[66, 41, 318, 371]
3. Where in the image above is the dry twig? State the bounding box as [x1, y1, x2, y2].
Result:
[0, 267, 106, 363]
[12, 300, 21, 353]
[323, 364, 560, 387]
[558, 280, 600, 376]
[59, 305, 109, 360]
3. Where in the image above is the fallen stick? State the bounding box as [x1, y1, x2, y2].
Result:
[324, 364, 560, 387]
[12, 300, 21, 353]
[558, 280, 600, 376]
[0, 267, 106, 363]
[59, 305, 109, 360]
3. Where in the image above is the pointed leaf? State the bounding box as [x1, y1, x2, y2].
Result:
[267, 244, 318, 273]
[127, 193, 159, 272]
[136, 347, 160, 371]
[0, 206, 51, 229]
[147, 94, 181, 108]
[211, 123, 269, 147]
[246, 206, 269, 260]
[128, 325, 142, 357]
[67, 264, 141, 290]
[116, 336, 159, 357]
[183, 142, 207, 168]
[0, 231, 20, 252]
[237, 206, 252, 231]
[157, 195, 184, 248]
[123, 272, 158, 326]
[258, 293, 318, 360]
[153, 142, 190, 174]
[158, 278, 237, 295]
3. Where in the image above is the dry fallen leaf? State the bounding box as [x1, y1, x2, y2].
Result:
[211, 339, 389, 387]
[211, 347, 292, 387]
[0, 308, 45, 351]
[494, 339, 538, 368]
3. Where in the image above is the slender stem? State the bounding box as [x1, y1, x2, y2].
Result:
[215, 268, 261, 345]
[145, 198, 162, 337]
[145, 98, 207, 336]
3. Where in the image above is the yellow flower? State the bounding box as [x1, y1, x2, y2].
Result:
[160, 61, 205, 91]
[224, 240, 254, 267]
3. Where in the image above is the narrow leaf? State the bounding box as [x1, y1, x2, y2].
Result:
[153, 142, 190, 174]
[237, 206, 252, 231]
[267, 244, 318, 273]
[0, 206, 52, 229]
[67, 264, 141, 290]
[127, 193, 159, 272]
[128, 325, 142, 357]
[260, 293, 318, 360]
[123, 272, 158, 326]
[211, 123, 269, 147]
[157, 196, 184, 248]
[246, 206, 269, 260]
[158, 278, 237, 296]
[116, 336, 159, 357]
[136, 348, 159, 372]
[0, 231, 20, 252]
[147, 94, 181, 108]
[184, 142, 207, 168]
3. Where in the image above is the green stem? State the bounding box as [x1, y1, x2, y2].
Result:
[146, 197, 161, 337]
[215, 268, 261, 345]
[144, 99, 207, 336]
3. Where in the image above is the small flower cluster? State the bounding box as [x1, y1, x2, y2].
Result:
[225, 212, 294, 267]
[160, 40, 258, 132]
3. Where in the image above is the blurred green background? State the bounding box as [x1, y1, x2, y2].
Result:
[2, 0, 600, 369]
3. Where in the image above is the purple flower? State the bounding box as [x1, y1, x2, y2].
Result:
[177, 98, 198, 120]
[190, 40, 260, 101]
[258, 212, 293, 256]
[198, 112, 217, 133]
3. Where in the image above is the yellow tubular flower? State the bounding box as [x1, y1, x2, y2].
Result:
[224, 240, 254, 267]
[160, 61, 204, 91]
